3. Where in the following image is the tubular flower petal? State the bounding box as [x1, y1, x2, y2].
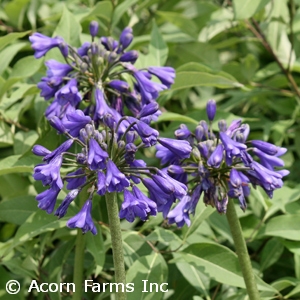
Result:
[67, 199, 97, 235]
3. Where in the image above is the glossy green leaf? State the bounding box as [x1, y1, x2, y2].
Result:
[9, 56, 43, 79]
[0, 121, 13, 148]
[82, 1, 113, 22]
[0, 154, 40, 176]
[86, 223, 105, 275]
[4, 0, 30, 28]
[53, 5, 81, 46]
[0, 195, 37, 225]
[260, 214, 300, 241]
[6, 211, 67, 253]
[148, 21, 168, 66]
[0, 31, 30, 52]
[156, 112, 198, 125]
[156, 11, 198, 38]
[233, 0, 271, 19]
[176, 262, 210, 296]
[0, 42, 27, 76]
[183, 202, 215, 240]
[260, 238, 284, 271]
[112, 0, 139, 28]
[172, 243, 276, 292]
[171, 71, 243, 91]
[14, 130, 39, 155]
[126, 252, 168, 300]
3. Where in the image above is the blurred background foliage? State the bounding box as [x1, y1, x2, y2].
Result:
[0, 0, 300, 299]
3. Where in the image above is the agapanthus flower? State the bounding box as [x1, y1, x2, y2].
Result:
[119, 188, 156, 222]
[155, 100, 289, 226]
[29, 22, 175, 122]
[29, 33, 64, 58]
[31, 21, 197, 233]
[36, 182, 61, 214]
[67, 199, 97, 235]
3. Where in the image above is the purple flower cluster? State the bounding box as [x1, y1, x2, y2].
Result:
[32, 108, 190, 234]
[30, 23, 185, 234]
[29, 24, 175, 123]
[156, 99, 289, 227]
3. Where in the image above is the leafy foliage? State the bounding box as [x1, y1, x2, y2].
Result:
[0, 0, 299, 299]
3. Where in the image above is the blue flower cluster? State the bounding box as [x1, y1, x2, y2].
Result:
[156, 100, 289, 227]
[29, 24, 174, 123]
[30, 22, 192, 234]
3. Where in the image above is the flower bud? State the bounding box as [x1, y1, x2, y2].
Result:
[80, 62, 88, 72]
[175, 124, 191, 140]
[85, 124, 94, 137]
[108, 80, 129, 93]
[206, 99, 216, 121]
[119, 27, 133, 49]
[218, 119, 227, 132]
[191, 147, 201, 161]
[168, 165, 184, 175]
[120, 50, 138, 63]
[103, 113, 117, 130]
[59, 42, 69, 57]
[79, 128, 89, 142]
[118, 140, 126, 149]
[91, 42, 99, 55]
[195, 125, 204, 141]
[32, 145, 51, 156]
[49, 116, 66, 133]
[89, 21, 99, 37]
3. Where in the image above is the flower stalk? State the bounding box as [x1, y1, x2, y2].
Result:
[226, 198, 260, 300]
[72, 187, 87, 300]
[105, 192, 127, 300]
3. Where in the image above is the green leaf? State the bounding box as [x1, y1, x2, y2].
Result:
[260, 238, 284, 271]
[122, 232, 151, 267]
[171, 243, 275, 292]
[281, 240, 300, 255]
[0, 121, 13, 148]
[148, 21, 168, 66]
[0, 195, 37, 225]
[112, 0, 139, 28]
[46, 239, 76, 281]
[175, 42, 220, 70]
[6, 211, 67, 253]
[176, 262, 210, 296]
[53, 5, 81, 46]
[0, 31, 30, 52]
[81, 1, 113, 22]
[4, 0, 31, 28]
[171, 71, 243, 91]
[0, 154, 40, 176]
[86, 223, 105, 275]
[183, 202, 215, 240]
[156, 112, 198, 125]
[260, 214, 300, 241]
[126, 252, 168, 300]
[14, 130, 39, 155]
[9, 56, 43, 79]
[156, 11, 198, 38]
[233, 0, 271, 20]
[0, 42, 27, 76]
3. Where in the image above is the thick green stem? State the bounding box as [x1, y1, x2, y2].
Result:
[226, 199, 260, 300]
[105, 192, 127, 300]
[72, 188, 87, 300]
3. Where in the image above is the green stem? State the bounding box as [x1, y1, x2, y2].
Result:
[105, 192, 127, 300]
[72, 188, 87, 300]
[226, 199, 260, 300]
